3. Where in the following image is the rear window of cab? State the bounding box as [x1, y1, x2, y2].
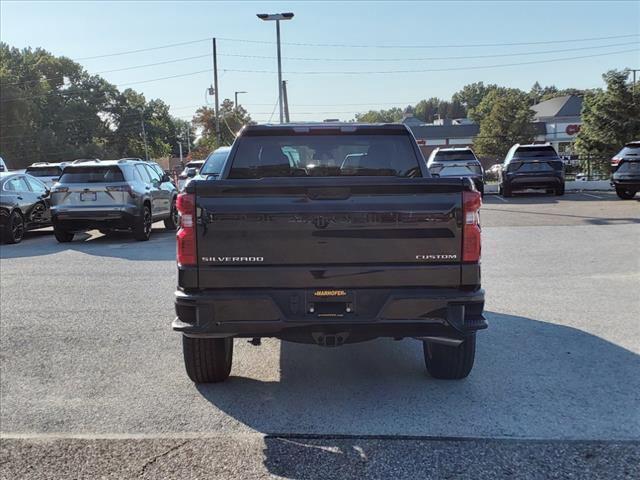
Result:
[59, 166, 125, 183]
[228, 134, 422, 178]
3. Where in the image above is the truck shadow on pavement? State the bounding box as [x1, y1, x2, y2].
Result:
[0, 224, 176, 261]
[195, 311, 639, 479]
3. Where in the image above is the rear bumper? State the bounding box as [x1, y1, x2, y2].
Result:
[52, 206, 139, 231]
[612, 176, 640, 189]
[173, 287, 486, 343]
[504, 175, 563, 190]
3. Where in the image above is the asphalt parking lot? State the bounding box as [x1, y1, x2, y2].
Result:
[1, 192, 639, 478]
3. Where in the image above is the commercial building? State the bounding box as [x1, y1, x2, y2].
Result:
[404, 95, 583, 160]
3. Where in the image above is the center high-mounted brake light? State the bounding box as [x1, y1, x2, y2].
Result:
[176, 192, 196, 266]
[462, 190, 482, 263]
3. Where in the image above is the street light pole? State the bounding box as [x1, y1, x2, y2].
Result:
[234, 91, 247, 110]
[257, 12, 294, 124]
[276, 20, 283, 123]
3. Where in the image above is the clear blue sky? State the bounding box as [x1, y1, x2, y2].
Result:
[1, 1, 639, 123]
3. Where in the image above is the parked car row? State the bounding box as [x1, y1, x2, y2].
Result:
[430, 141, 639, 200]
[0, 149, 234, 244]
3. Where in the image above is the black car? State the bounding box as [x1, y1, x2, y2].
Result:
[611, 141, 640, 199]
[0, 172, 52, 244]
[426, 147, 485, 194]
[499, 143, 565, 197]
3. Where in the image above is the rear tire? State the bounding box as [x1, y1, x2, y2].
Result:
[133, 204, 152, 241]
[3, 210, 24, 244]
[615, 187, 636, 200]
[164, 198, 178, 230]
[182, 336, 233, 383]
[423, 335, 476, 380]
[53, 227, 74, 243]
[502, 184, 512, 197]
[555, 185, 565, 196]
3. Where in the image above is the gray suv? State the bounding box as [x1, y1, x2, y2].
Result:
[50, 158, 178, 242]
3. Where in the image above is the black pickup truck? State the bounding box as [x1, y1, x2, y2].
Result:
[173, 123, 486, 383]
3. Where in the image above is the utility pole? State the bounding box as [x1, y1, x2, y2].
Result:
[185, 125, 191, 155]
[178, 142, 183, 165]
[212, 38, 221, 145]
[282, 80, 290, 123]
[630, 69, 639, 103]
[140, 110, 149, 161]
[234, 91, 247, 110]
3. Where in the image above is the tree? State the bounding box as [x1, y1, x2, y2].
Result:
[452, 82, 498, 112]
[0, 43, 190, 167]
[354, 108, 403, 123]
[473, 89, 537, 159]
[191, 99, 253, 157]
[575, 70, 640, 164]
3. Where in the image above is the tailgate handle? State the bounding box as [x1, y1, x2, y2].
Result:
[307, 187, 351, 200]
[199, 206, 209, 235]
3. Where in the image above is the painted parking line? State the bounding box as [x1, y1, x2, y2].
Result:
[492, 195, 508, 203]
[580, 192, 604, 199]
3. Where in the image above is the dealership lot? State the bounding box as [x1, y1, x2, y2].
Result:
[1, 192, 639, 477]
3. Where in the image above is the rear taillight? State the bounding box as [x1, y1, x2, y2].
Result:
[176, 193, 196, 266]
[106, 185, 135, 197]
[51, 186, 68, 193]
[611, 157, 622, 166]
[462, 190, 482, 263]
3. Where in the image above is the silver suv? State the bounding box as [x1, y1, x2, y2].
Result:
[50, 158, 178, 242]
[25, 162, 69, 188]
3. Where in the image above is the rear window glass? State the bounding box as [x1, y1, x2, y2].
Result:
[60, 166, 125, 183]
[433, 150, 478, 162]
[229, 134, 421, 178]
[186, 161, 204, 169]
[513, 162, 554, 172]
[617, 145, 640, 157]
[514, 146, 559, 160]
[26, 166, 62, 176]
[439, 165, 482, 176]
[201, 150, 229, 175]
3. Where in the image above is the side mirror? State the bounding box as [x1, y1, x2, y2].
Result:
[44, 188, 51, 196]
[161, 173, 171, 183]
[186, 169, 196, 178]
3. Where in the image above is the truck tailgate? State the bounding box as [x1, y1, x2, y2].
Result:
[193, 177, 466, 289]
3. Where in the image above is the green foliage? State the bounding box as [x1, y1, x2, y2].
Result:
[354, 108, 403, 123]
[414, 98, 466, 123]
[575, 70, 640, 162]
[452, 82, 499, 111]
[0, 43, 189, 168]
[191, 99, 253, 158]
[472, 89, 536, 159]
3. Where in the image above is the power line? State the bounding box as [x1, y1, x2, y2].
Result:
[57, 33, 639, 62]
[218, 41, 638, 61]
[3, 45, 635, 104]
[73, 38, 210, 61]
[218, 33, 640, 49]
[10, 41, 632, 89]
[223, 48, 638, 75]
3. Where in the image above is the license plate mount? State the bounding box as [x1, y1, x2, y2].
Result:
[306, 289, 355, 317]
[80, 192, 97, 201]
